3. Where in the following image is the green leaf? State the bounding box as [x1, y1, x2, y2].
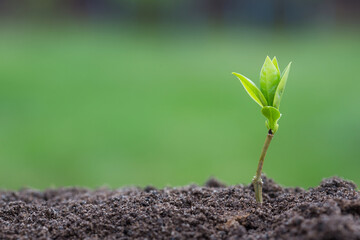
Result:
[272, 56, 280, 74]
[232, 72, 268, 107]
[260, 56, 281, 106]
[273, 62, 291, 109]
[261, 106, 281, 133]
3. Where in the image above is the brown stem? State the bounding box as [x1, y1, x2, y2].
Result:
[252, 131, 274, 203]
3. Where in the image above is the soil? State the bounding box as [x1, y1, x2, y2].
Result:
[0, 176, 359, 240]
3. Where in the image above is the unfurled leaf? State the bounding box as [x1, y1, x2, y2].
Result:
[260, 56, 281, 106]
[273, 62, 291, 109]
[261, 106, 281, 133]
[232, 72, 268, 107]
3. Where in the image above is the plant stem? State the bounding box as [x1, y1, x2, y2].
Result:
[252, 130, 274, 204]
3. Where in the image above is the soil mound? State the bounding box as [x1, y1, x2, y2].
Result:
[0, 176, 359, 239]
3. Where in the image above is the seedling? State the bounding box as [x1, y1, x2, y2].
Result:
[232, 56, 291, 203]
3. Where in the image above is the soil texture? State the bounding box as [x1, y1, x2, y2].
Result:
[0, 176, 359, 239]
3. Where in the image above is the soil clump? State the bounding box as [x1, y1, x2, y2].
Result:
[0, 176, 359, 239]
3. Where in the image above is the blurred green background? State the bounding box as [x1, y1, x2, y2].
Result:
[0, 0, 359, 189]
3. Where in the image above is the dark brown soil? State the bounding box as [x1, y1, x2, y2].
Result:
[0, 176, 359, 240]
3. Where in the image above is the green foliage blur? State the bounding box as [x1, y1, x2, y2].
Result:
[0, 24, 359, 189]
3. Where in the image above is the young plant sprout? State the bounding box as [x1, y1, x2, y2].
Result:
[232, 56, 291, 203]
